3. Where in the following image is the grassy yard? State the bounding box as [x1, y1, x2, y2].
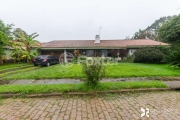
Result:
[0, 81, 167, 94]
[2, 63, 180, 80]
[0, 63, 32, 72]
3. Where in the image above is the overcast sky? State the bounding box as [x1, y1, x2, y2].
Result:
[0, 0, 179, 42]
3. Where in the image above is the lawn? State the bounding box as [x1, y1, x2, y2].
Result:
[0, 63, 32, 72]
[2, 63, 180, 80]
[0, 81, 167, 94]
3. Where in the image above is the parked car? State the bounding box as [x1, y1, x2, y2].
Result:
[33, 55, 59, 66]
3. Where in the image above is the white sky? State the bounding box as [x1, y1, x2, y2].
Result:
[0, 0, 179, 42]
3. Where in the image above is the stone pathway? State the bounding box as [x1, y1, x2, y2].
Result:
[6, 76, 180, 85]
[0, 91, 180, 120]
[163, 81, 180, 89]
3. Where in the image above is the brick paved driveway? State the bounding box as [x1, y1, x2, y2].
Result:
[0, 91, 180, 120]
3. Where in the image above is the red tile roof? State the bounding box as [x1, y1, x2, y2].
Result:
[41, 39, 170, 49]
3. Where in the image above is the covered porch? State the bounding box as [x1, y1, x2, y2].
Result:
[40, 48, 129, 62]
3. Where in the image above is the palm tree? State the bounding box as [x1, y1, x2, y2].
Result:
[14, 28, 39, 63]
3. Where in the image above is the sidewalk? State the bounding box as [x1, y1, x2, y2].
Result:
[163, 81, 180, 89]
[7, 76, 180, 85]
[0, 91, 180, 120]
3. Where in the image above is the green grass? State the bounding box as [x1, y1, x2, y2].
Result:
[0, 67, 39, 77]
[0, 63, 32, 72]
[0, 81, 167, 94]
[2, 63, 180, 80]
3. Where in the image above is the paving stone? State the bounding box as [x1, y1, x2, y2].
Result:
[0, 91, 180, 119]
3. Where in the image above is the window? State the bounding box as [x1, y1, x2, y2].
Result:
[101, 50, 107, 57]
[86, 50, 94, 57]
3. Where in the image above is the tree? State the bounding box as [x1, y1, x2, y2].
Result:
[0, 20, 13, 63]
[132, 29, 156, 40]
[13, 28, 39, 63]
[132, 16, 175, 40]
[158, 14, 180, 43]
[146, 16, 174, 35]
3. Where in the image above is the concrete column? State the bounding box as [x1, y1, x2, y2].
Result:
[64, 49, 67, 63]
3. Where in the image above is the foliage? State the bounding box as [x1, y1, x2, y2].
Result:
[154, 46, 170, 55]
[134, 47, 164, 63]
[132, 16, 174, 40]
[132, 29, 157, 40]
[0, 81, 167, 94]
[81, 58, 106, 86]
[0, 20, 13, 63]
[13, 28, 39, 63]
[73, 49, 81, 57]
[146, 16, 174, 35]
[121, 55, 134, 63]
[11, 44, 23, 63]
[72, 56, 87, 64]
[163, 46, 180, 68]
[79, 56, 87, 60]
[0, 20, 13, 44]
[72, 50, 82, 63]
[158, 14, 180, 43]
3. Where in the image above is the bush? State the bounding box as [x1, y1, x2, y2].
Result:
[72, 57, 78, 63]
[121, 55, 134, 63]
[134, 47, 164, 63]
[79, 56, 87, 61]
[81, 58, 106, 86]
[163, 46, 180, 68]
[72, 56, 87, 64]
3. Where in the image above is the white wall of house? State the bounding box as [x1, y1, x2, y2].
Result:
[128, 49, 137, 56]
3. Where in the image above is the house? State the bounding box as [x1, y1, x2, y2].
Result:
[40, 35, 170, 62]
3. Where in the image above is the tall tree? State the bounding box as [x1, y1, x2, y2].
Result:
[132, 16, 175, 40]
[13, 28, 39, 63]
[0, 20, 13, 63]
[158, 14, 180, 43]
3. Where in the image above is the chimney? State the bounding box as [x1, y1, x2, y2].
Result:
[94, 35, 100, 43]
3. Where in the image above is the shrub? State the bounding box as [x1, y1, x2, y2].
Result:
[121, 55, 134, 63]
[79, 56, 87, 61]
[72, 57, 78, 64]
[81, 58, 106, 86]
[163, 46, 180, 68]
[134, 47, 164, 63]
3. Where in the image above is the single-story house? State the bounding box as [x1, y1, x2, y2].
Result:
[40, 35, 170, 62]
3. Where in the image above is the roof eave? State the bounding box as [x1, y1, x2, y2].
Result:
[40, 46, 126, 50]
